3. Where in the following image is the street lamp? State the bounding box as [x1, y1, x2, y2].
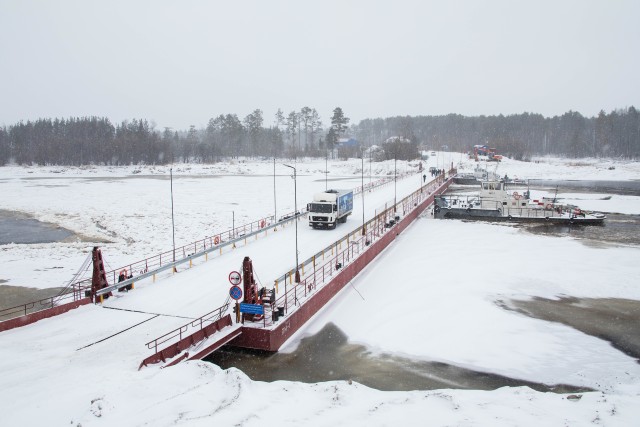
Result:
[325, 148, 329, 191]
[369, 145, 372, 185]
[361, 148, 365, 236]
[283, 164, 300, 287]
[170, 168, 176, 263]
[394, 156, 397, 214]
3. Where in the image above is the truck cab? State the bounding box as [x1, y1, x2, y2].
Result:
[307, 189, 353, 229]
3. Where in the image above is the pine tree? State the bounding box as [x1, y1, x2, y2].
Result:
[330, 107, 350, 140]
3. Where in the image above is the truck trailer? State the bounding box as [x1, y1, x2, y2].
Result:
[307, 189, 354, 229]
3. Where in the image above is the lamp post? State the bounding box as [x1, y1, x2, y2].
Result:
[420, 159, 424, 194]
[394, 156, 397, 214]
[369, 145, 372, 185]
[170, 168, 176, 264]
[283, 163, 300, 288]
[361, 148, 365, 236]
[274, 157, 277, 225]
[325, 149, 328, 191]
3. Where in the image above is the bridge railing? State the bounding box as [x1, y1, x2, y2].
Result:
[0, 211, 296, 322]
[0, 283, 87, 321]
[0, 166, 425, 323]
[256, 173, 452, 327]
[101, 213, 285, 285]
[144, 303, 230, 355]
[138, 167, 433, 347]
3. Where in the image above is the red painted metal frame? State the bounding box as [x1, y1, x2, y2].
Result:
[144, 304, 230, 355]
[0, 169, 421, 329]
[231, 175, 453, 351]
[139, 314, 234, 369]
[140, 171, 451, 365]
[0, 297, 91, 333]
[187, 327, 242, 361]
[269, 174, 450, 324]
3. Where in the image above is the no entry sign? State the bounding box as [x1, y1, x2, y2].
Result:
[228, 270, 241, 286]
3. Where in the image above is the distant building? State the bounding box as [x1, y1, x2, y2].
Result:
[383, 136, 411, 144]
[336, 137, 358, 148]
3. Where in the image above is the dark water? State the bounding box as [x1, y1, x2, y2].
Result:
[527, 179, 640, 196]
[523, 213, 640, 246]
[455, 179, 640, 197]
[207, 323, 590, 393]
[0, 210, 74, 245]
[0, 285, 65, 318]
[505, 297, 640, 362]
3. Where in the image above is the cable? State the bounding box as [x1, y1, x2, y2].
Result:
[253, 267, 264, 289]
[349, 280, 365, 301]
[101, 306, 203, 321]
[54, 251, 93, 301]
[75, 315, 159, 351]
[104, 258, 114, 273]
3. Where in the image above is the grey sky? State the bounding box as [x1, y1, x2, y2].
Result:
[1, 0, 638, 131]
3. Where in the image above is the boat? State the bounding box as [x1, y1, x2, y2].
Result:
[503, 176, 528, 186]
[433, 179, 606, 224]
[453, 164, 501, 185]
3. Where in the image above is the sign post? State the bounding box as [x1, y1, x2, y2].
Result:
[229, 285, 242, 323]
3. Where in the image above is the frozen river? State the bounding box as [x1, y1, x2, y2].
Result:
[1, 157, 640, 426]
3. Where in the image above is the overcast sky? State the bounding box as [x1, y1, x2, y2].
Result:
[1, 0, 638, 130]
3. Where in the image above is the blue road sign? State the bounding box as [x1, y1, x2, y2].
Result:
[239, 303, 264, 315]
[229, 285, 242, 300]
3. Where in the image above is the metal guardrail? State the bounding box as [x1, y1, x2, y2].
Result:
[0, 166, 428, 322]
[139, 168, 433, 351]
[0, 212, 300, 320]
[96, 210, 307, 296]
[272, 174, 446, 288]
[144, 303, 230, 355]
[0, 285, 86, 321]
[254, 173, 452, 327]
[100, 169, 424, 296]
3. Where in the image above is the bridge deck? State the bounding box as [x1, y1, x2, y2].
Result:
[0, 172, 451, 372]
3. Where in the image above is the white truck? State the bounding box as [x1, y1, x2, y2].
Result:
[307, 189, 354, 229]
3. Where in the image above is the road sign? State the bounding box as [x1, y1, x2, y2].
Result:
[239, 303, 264, 315]
[229, 285, 242, 300]
[228, 271, 242, 286]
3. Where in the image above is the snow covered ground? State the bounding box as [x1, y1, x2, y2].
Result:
[1, 154, 640, 426]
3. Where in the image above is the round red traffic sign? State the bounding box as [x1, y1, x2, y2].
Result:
[228, 270, 242, 286]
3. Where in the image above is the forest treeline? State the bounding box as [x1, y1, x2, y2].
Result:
[0, 107, 638, 166]
[356, 107, 640, 161]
